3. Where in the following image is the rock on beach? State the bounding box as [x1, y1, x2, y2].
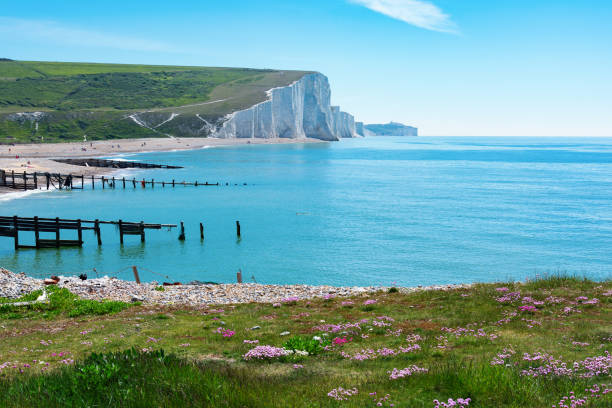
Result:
[0, 268, 472, 306]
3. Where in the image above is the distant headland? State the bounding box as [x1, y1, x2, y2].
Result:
[356, 121, 418, 136]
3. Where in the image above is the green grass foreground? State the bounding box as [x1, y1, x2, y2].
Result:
[0, 276, 610, 407]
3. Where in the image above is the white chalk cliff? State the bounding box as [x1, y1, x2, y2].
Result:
[126, 73, 358, 141]
[215, 73, 358, 141]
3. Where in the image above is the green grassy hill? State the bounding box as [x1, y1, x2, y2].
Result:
[0, 60, 311, 143]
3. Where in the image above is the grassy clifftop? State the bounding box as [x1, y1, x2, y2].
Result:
[0, 60, 311, 143]
[0, 276, 610, 407]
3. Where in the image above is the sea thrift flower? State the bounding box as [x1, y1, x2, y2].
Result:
[370, 392, 395, 407]
[490, 348, 516, 365]
[388, 365, 428, 379]
[433, 398, 471, 407]
[332, 337, 352, 345]
[327, 387, 358, 401]
[215, 327, 235, 338]
[385, 329, 403, 337]
[243, 339, 259, 344]
[406, 334, 424, 343]
[282, 296, 299, 303]
[496, 292, 522, 303]
[519, 305, 537, 312]
[552, 391, 587, 408]
[272, 303, 281, 308]
[293, 364, 304, 369]
[496, 287, 510, 292]
[363, 299, 377, 305]
[243, 345, 289, 360]
[146, 337, 161, 343]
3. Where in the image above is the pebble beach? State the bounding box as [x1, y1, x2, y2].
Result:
[0, 268, 472, 306]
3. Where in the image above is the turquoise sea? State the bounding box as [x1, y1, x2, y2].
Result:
[1, 137, 611, 286]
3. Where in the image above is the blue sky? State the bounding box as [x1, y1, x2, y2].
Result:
[1, 0, 611, 136]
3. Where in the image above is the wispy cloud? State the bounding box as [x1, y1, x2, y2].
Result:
[348, 0, 458, 33]
[0, 17, 181, 52]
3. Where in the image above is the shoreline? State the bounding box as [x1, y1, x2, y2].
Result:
[0, 137, 325, 197]
[0, 268, 472, 306]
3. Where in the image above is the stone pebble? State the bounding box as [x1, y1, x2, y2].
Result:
[0, 268, 472, 306]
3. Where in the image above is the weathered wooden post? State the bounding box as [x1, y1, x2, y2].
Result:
[81, 175, 84, 189]
[237, 269, 243, 283]
[195, 180, 198, 187]
[122, 177, 126, 188]
[34, 216, 40, 248]
[47, 174, 50, 190]
[172, 179, 175, 187]
[132, 266, 141, 284]
[119, 219, 124, 244]
[91, 175, 95, 189]
[236, 220, 241, 238]
[55, 217, 60, 248]
[101, 176, 105, 189]
[132, 178, 136, 188]
[200, 223, 204, 239]
[112, 176, 116, 188]
[151, 179, 154, 189]
[13, 215, 19, 249]
[94, 219, 102, 245]
[140, 221, 145, 242]
[23, 171, 27, 191]
[178, 222, 185, 241]
[77, 219, 83, 246]
[11, 170, 15, 189]
[33, 172, 38, 189]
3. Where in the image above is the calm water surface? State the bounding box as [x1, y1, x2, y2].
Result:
[1, 137, 611, 286]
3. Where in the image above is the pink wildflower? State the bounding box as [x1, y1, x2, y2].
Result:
[388, 365, 428, 379]
[433, 398, 471, 407]
[243, 345, 289, 361]
[327, 387, 358, 401]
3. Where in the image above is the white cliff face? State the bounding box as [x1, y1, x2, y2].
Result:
[214, 73, 341, 141]
[125, 72, 358, 141]
[355, 121, 365, 136]
[330, 106, 358, 138]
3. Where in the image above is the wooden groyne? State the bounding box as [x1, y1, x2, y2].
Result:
[0, 216, 176, 249]
[0, 170, 248, 191]
[52, 158, 183, 169]
[0, 170, 84, 191]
